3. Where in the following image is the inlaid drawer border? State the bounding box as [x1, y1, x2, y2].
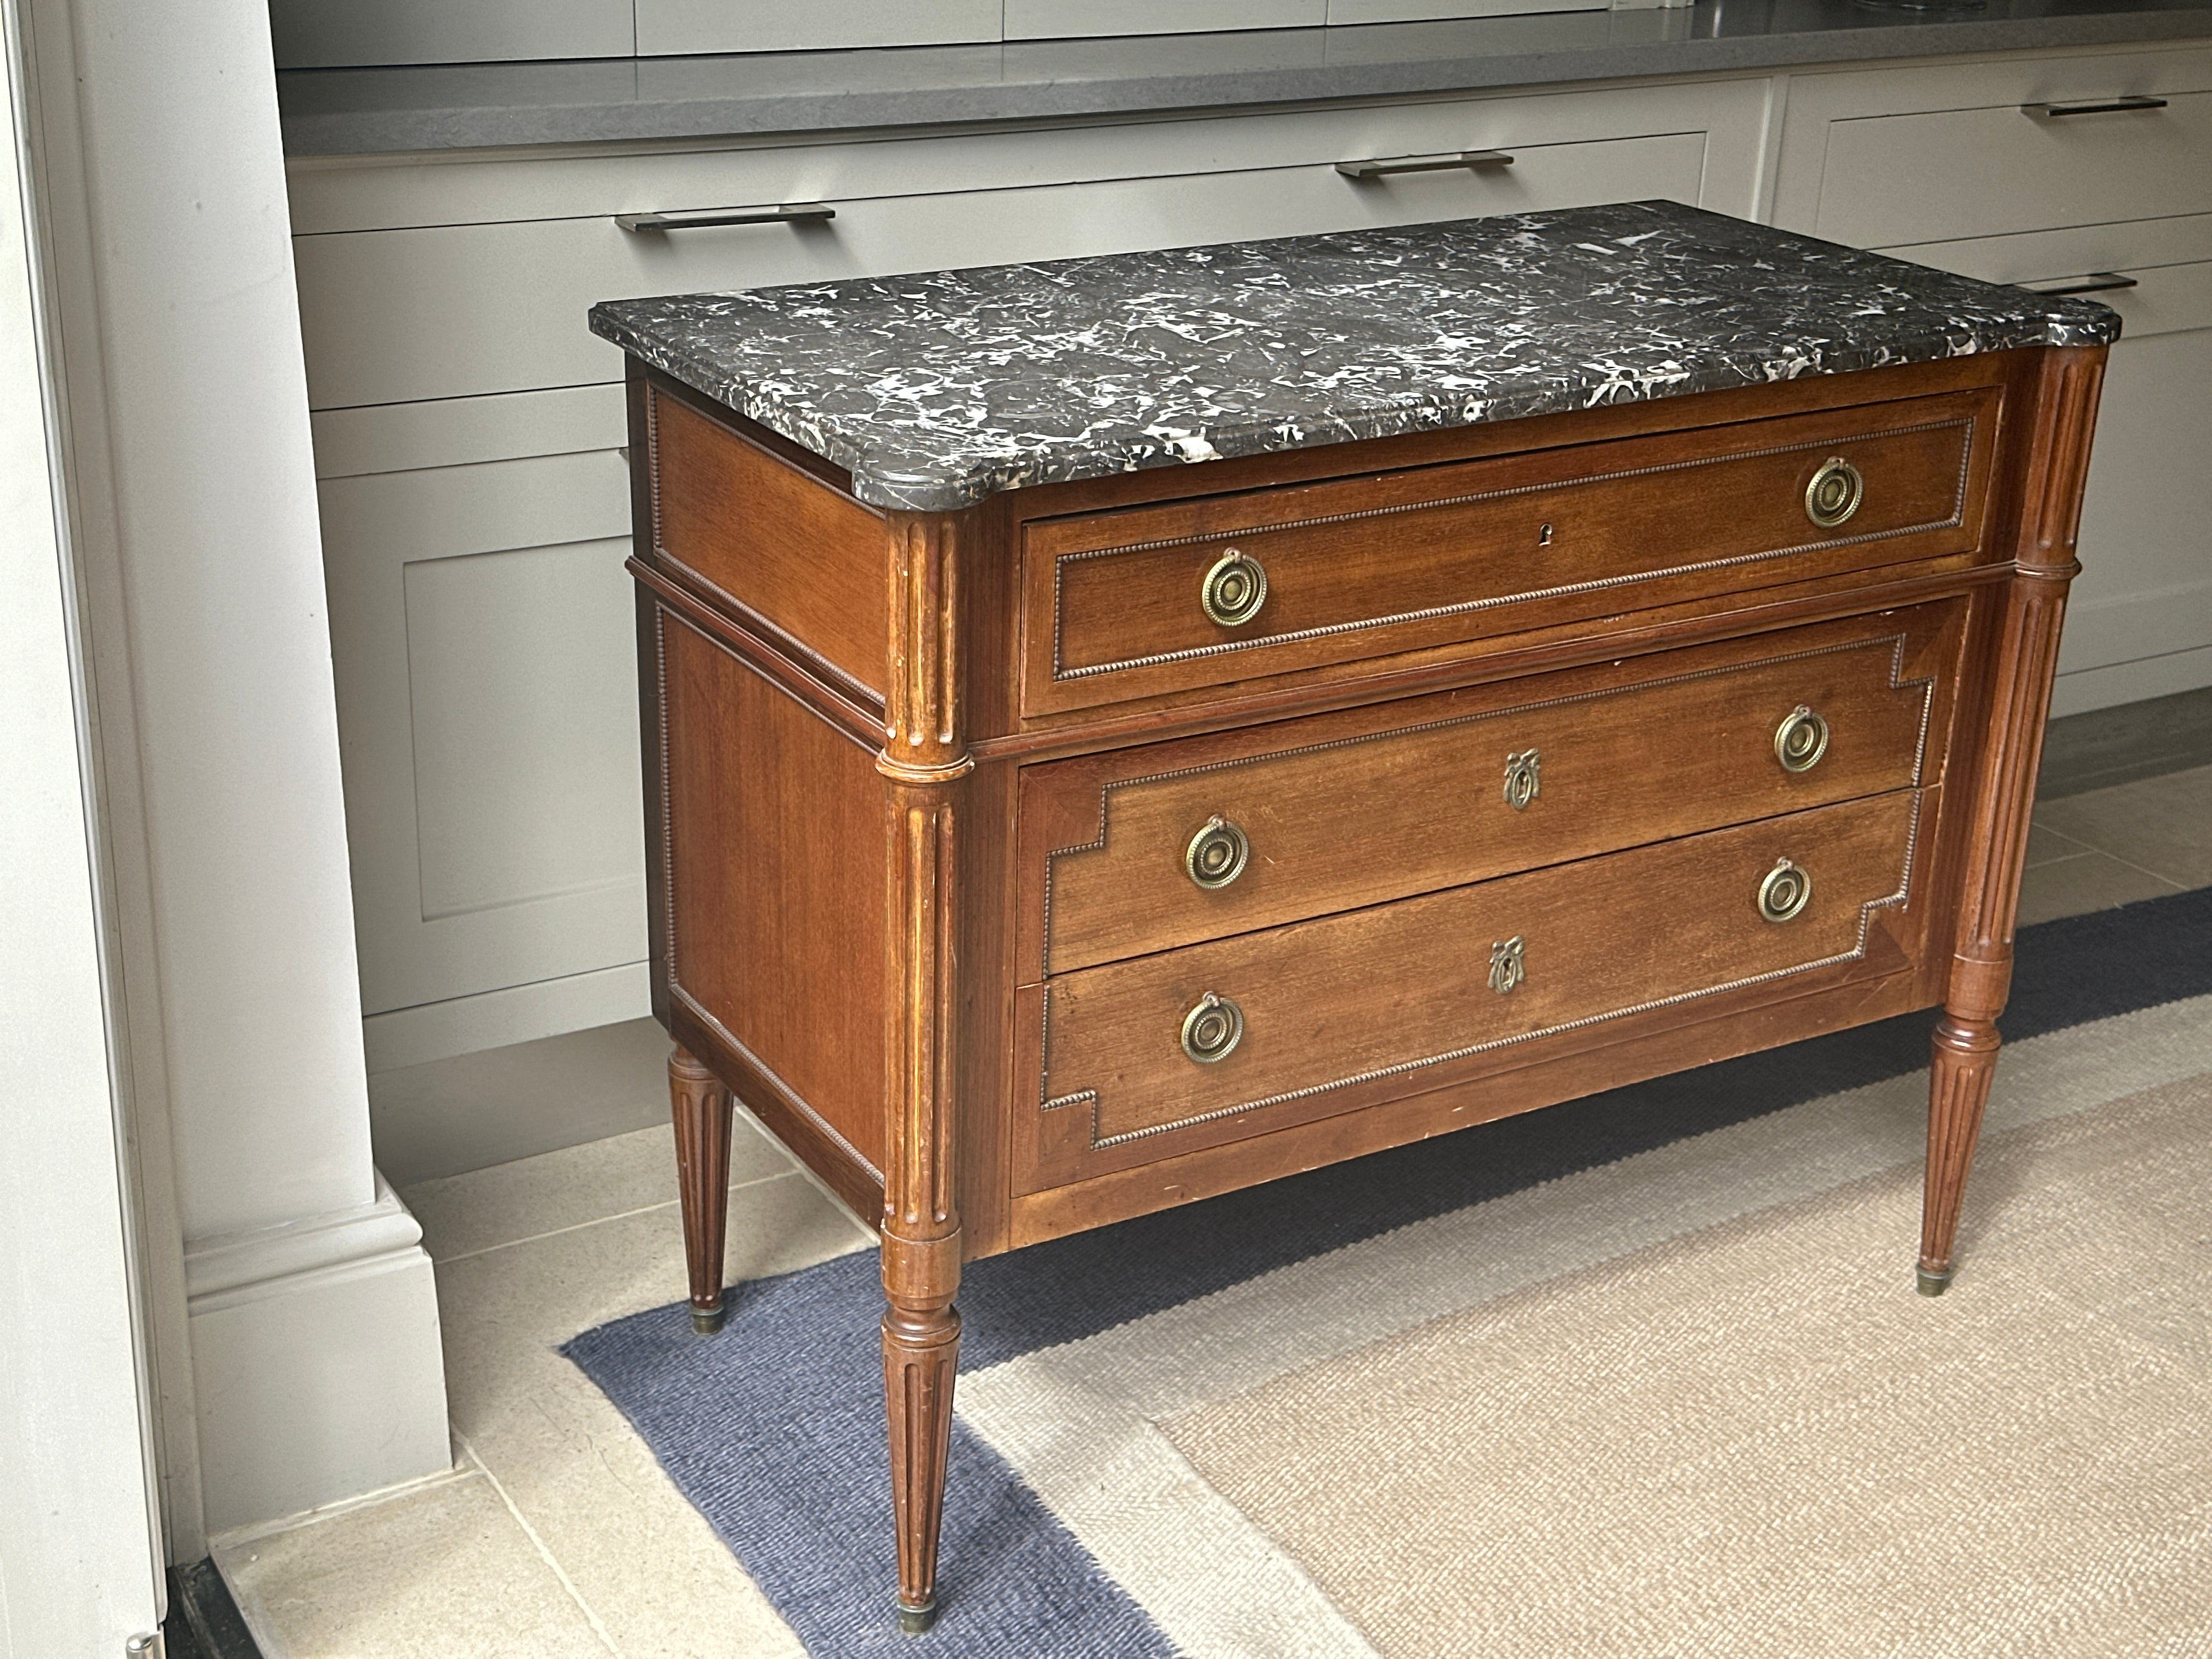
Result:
[1039, 628, 1936, 979]
[1047, 417, 1974, 682]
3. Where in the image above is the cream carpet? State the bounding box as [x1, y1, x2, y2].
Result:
[1164, 1073, 2212, 1659]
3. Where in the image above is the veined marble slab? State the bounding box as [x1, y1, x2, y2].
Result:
[591, 200, 2119, 512]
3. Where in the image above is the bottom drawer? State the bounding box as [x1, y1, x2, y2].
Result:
[1020, 787, 1926, 1192]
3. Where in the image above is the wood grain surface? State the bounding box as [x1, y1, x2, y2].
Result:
[1025, 602, 1963, 979]
[1023, 388, 1996, 714]
[1026, 788, 1921, 1188]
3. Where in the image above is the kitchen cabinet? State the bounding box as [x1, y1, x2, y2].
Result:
[1771, 45, 2212, 714]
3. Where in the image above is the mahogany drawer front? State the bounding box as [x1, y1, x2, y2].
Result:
[1019, 787, 1923, 1192]
[1024, 603, 1961, 979]
[1019, 387, 1996, 715]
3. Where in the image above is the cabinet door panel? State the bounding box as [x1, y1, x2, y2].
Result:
[1882, 212, 2212, 706]
[1006, 0, 1323, 36]
[270, 0, 630, 68]
[320, 450, 645, 1014]
[1814, 90, 2212, 249]
[297, 129, 1707, 408]
[2057, 324, 2212, 701]
[636, 0, 1000, 55]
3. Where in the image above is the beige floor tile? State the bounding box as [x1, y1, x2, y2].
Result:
[2022, 821, 2094, 868]
[2033, 762, 2212, 889]
[432, 1171, 868, 1429]
[215, 1470, 612, 1659]
[426, 1173, 870, 1659]
[401, 1113, 800, 1264]
[2015, 851, 2185, 927]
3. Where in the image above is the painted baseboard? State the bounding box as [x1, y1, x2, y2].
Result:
[362, 960, 650, 1074]
[2051, 643, 2212, 718]
[183, 1172, 450, 1533]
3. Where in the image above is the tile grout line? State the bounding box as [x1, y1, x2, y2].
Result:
[2095, 849, 2195, 892]
[457, 1432, 626, 1658]
[430, 1169, 801, 1265]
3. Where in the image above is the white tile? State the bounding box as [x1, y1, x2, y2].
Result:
[2035, 762, 2212, 890]
[2015, 850, 2185, 927]
[401, 1114, 800, 1264]
[425, 1175, 870, 1659]
[216, 1469, 613, 1659]
[2022, 821, 2095, 868]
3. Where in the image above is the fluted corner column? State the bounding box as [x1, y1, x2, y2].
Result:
[1921, 348, 2107, 1295]
[878, 511, 974, 1634]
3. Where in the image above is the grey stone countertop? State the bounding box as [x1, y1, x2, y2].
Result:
[278, 0, 2212, 155]
[590, 200, 2118, 512]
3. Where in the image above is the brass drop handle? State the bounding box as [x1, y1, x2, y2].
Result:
[1805, 456, 1864, 529]
[1200, 548, 1268, 628]
[1502, 748, 1541, 811]
[1180, 992, 1245, 1064]
[1184, 816, 1251, 890]
[1774, 706, 1830, 773]
[1758, 857, 1813, 923]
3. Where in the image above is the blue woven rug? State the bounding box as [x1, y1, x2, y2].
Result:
[565, 887, 2212, 1657]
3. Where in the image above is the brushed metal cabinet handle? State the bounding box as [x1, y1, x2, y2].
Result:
[1335, 150, 1515, 180]
[2021, 95, 2169, 119]
[616, 202, 837, 232]
[2017, 272, 2140, 297]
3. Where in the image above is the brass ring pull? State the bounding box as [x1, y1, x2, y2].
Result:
[1502, 748, 1541, 811]
[1184, 816, 1251, 890]
[1774, 706, 1830, 773]
[1200, 548, 1268, 628]
[1180, 992, 1245, 1064]
[1805, 457, 1864, 530]
[1758, 857, 1813, 923]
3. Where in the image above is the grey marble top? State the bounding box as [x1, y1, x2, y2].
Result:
[279, 0, 2212, 155]
[590, 201, 2117, 513]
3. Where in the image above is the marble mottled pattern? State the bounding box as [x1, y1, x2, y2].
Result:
[591, 201, 2119, 511]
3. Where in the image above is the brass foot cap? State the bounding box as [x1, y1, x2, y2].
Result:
[690, 1300, 727, 1335]
[897, 1598, 938, 1637]
[1916, 1265, 1955, 1297]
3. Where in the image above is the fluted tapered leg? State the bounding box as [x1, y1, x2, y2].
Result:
[883, 1291, 960, 1633]
[669, 1045, 735, 1333]
[1920, 1013, 2001, 1294]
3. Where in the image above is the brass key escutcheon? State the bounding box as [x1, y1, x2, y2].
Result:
[1502, 748, 1541, 811]
[1200, 548, 1268, 627]
[1184, 816, 1251, 890]
[1758, 857, 1812, 923]
[1774, 706, 1830, 773]
[1180, 992, 1245, 1064]
[1804, 456, 1864, 529]
[1488, 936, 1526, 995]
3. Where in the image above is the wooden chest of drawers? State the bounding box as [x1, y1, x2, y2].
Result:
[602, 205, 2114, 1631]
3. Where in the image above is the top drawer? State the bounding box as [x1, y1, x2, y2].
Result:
[1019, 386, 1997, 716]
[1815, 88, 2212, 250]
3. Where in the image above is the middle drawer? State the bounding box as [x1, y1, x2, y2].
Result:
[1017, 601, 1963, 980]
